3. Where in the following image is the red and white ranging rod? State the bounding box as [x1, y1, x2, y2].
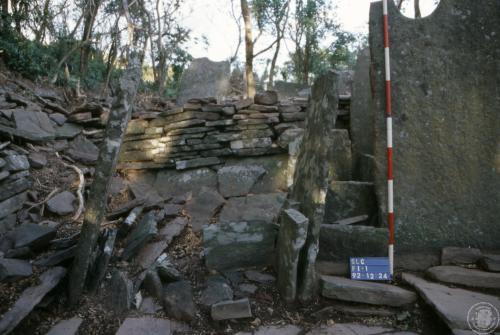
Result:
[382, 0, 395, 276]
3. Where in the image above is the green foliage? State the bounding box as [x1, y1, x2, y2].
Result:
[0, 30, 56, 79]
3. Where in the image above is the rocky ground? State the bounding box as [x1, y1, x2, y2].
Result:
[1, 71, 500, 335]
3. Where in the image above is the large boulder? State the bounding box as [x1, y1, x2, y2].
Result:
[217, 165, 266, 198]
[370, 0, 500, 252]
[204, 220, 278, 270]
[177, 57, 230, 105]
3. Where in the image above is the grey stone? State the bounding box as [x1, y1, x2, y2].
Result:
[211, 298, 252, 320]
[0, 258, 32, 282]
[143, 269, 164, 300]
[277, 128, 304, 150]
[186, 187, 225, 232]
[116, 317, 172, 335]
[204, 220, 278, 271]
[314, 304, 397, 319]
[219, 192, 287, 224]
[155, 168, 217, 197]
[34, 246, 76, 267]
[479, 254, 500, 272]
[277, 208, 309, 303]
[254, 91, 278, 105]
[306, 323, 416, 335]
[290, 72, 338, 302]
[0, 267, 66, 335]
[223, 156, 289, 194]
[122, 211, 158, 260]
[66, 135, 99, 164]
[46, 191, 76, 216]
[55, 123, 82, 139]
[0, 178, 31, 202]
[350, 47, 374, 179]
[0, 170, 8, 181]
[402, 272, 500, 331]
[163, 280, 196, 322]
[315, 261, 349, 277]
[234, 98, 254, 110]
[27, 152, 47, 169]
[139, 297, 163, 314]
[427, 265, 500, 290]
[46, 318, 83, 335]
[14, 223, 56, 249]
[126, 119, 148, 135]
[230, 137, 272, 150]
[318, 225, 387, 261]
[236, 325, 303, 335]
[49, 113, 67, 126]
[217, 165, 266, 197]
[157, 258, 183, 282]
[238, 283, 258, 295]
[177, 58, 230, 105]
[4, 154, 29, 172]
[370, 0, 500, 252]
[9, 110, 56, 141]
[324, 181, 377, 224]
[200, 276, 234, 307]
[395, 252, 440, 272]
[441, 247, 482, 266]
[0, 191, 27, 219]
[245, 270, 275, 284]
[320, 275, 417, 307]
[327, 130, 352, 181]
[0, 214, 16, 234]
[107, 270, 133, 313]
[135, 217, 187, 270]
[281, 112, 306, 122]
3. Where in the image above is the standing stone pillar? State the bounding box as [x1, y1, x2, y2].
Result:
[277, 209, 309, 303]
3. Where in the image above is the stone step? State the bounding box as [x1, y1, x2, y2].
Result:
[306, 323, 419, 335]
[402, 273, 500, 332]
[427, 265, 500, 290]
[320, 275, 417, 307]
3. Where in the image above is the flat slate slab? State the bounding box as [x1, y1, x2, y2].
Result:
[480, 254, 500, 272]
[46, 317, 83, 335]
[427, 266, 500, 290]
[0, 267, 66, 335]
[211, 298, 252, 321]
[236, 325, 302, 335]
[219, 192, 286, 224]
[402, 273, 500, 331]
[320, 275, 417, 307]
[186, 187, 225, 232]
[306, 323, 419, 335]
[115, 317, 172, 335]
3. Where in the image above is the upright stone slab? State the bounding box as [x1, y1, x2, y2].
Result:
[290, 71, 338, 301]
[370, 0, 500, 252]
[350, 47, 374, 180]
[277, 209, 309, 303]
[177, 58, 230, 105]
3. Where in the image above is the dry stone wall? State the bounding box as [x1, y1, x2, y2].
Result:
[119, 94, 308, 172]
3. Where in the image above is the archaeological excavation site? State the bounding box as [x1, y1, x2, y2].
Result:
[0, 0, 499, 334]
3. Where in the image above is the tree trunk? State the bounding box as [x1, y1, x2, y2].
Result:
[68, 52, 142, 305]
[35, 0, 51, 43]
[414, 0, 421, 18]
[268, 33, 280, 89]
[80, 0, 102, 74]
[0, 0, 9, 31]
[241, 0, 255, 98]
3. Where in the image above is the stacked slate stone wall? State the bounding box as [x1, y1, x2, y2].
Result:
[118, 93, 308, 171]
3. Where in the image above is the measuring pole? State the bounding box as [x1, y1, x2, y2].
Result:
[382, 0, 395, 276]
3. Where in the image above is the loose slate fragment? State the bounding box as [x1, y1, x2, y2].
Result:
[14, 223, 56, 249]
[0, 258, 32, 281]
[46, 317, 83, 335]
[0, 267, 66, 335]
[211, 298, 252, 321]
[121, 211, 158, 260]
